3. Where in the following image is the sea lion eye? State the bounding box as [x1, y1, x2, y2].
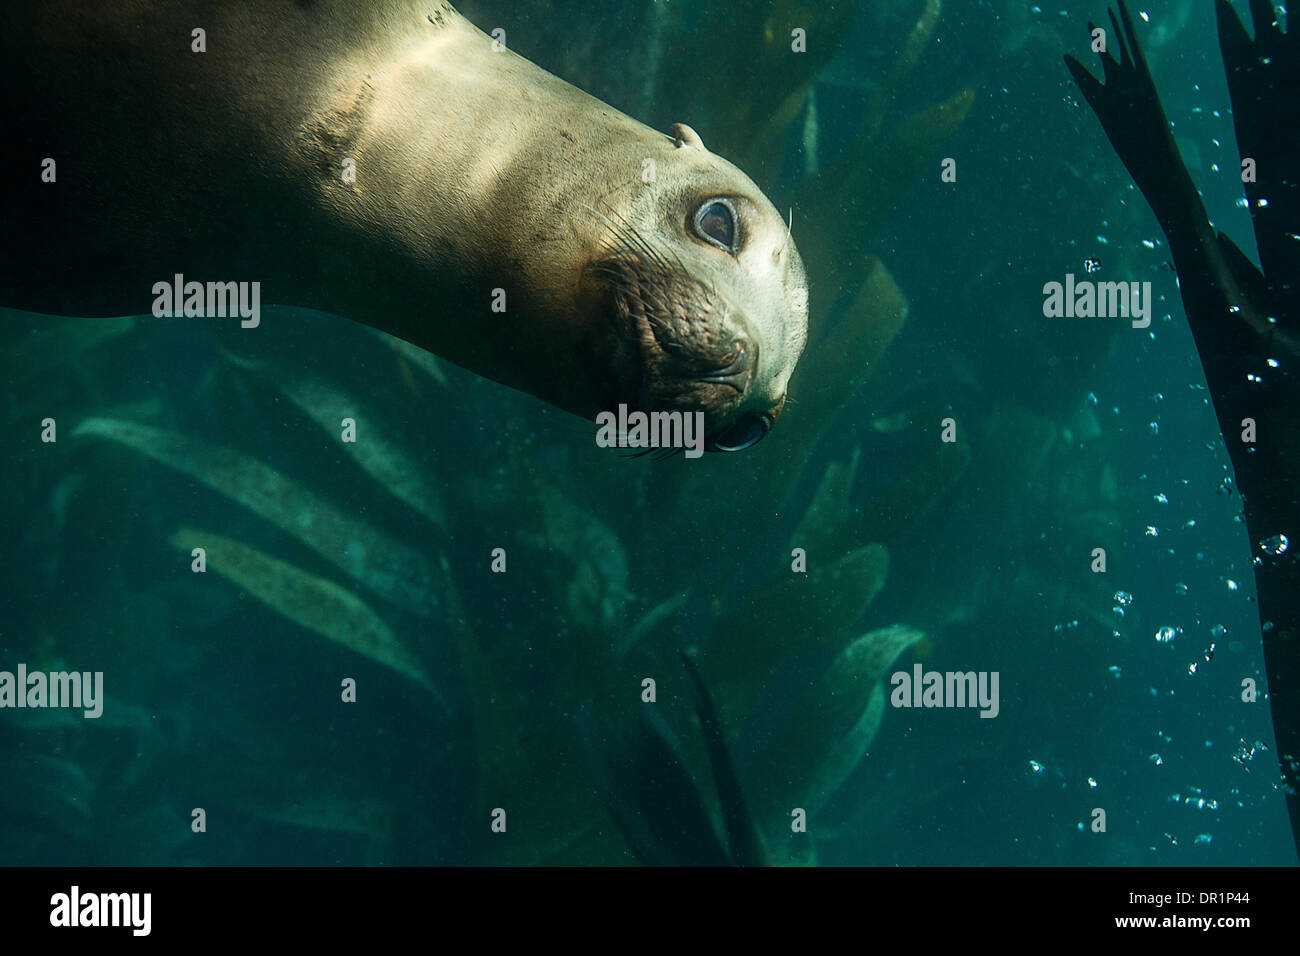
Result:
[694, 199, 737, 252]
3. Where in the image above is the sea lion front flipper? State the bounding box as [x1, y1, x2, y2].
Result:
[1216, 0, 1299, 312]
[1070, 0, 1300, 859]
[1063, 3, 1200, 228]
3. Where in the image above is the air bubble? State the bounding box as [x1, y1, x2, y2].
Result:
[1259, 533, 1289, 555]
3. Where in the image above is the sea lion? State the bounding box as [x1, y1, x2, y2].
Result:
[0, 0, 807, 452]
[1066, 0, 1300, 855]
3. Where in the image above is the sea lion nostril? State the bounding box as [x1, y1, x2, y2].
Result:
[698, 341, 752, 388]
[710, 412, 771, 452]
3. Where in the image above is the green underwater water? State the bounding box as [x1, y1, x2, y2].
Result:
[1, 0, 1295, 865]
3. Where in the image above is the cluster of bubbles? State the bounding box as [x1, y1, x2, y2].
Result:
[1232, 739, 1269, 770]
[1169, 786, 1219, 812]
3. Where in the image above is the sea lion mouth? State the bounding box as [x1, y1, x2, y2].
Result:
[707, 411, 773, 452]
[589, 255, 756, 434]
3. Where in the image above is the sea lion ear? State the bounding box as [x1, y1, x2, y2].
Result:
[670, 123, 707, 151]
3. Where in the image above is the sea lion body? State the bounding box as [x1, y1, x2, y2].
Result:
[2, 1, 807, 447]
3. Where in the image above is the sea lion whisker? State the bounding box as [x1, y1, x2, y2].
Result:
[596, 202, 679, 279]
[593, 266, 670, 324]
[623, 221, 677, 276]
[601, 202, 691, 280]
[621, 287, 659, 317]
[629, 218, 692, 284]
[572, 200, 673, 278]
[630, 273, 673, 309]
[614, 222, 674, 280]
[589, 260, 660, 316]
[612, 259, 677, 318]
[607, 219, 716, 314]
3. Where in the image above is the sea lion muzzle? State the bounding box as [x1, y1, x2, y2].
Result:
[591, 251, 766, 444]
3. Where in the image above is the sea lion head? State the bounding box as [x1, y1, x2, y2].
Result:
[587, 123, 808, 453]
